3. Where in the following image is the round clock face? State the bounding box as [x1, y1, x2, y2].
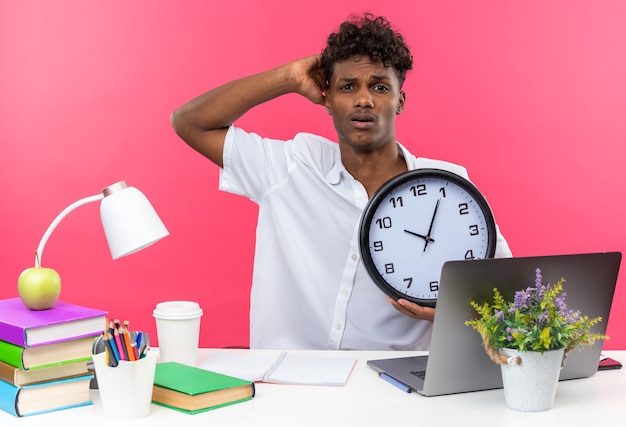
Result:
[359, 169, 497, 307]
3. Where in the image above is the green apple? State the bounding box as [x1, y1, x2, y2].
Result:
[17, 266, 61, 310]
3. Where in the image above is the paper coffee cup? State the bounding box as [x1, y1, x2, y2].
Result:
[153, 301, 203, 366]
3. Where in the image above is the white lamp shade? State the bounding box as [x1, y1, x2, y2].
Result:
[100, 184, 169, 259]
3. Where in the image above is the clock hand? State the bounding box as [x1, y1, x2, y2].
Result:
[404, 229, 435, 244]
[423, 198, 441, 252]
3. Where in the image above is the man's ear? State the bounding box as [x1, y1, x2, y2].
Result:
[397, 91, 406, 115]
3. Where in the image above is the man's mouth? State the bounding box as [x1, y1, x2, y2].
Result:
[350, 113, 375, 128]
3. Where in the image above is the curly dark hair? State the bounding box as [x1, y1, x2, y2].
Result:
[321, 13, 413, 87]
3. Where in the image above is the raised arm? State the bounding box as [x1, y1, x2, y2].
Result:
[170, 55, 326, 167]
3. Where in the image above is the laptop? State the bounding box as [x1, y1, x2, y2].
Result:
[367, 252, 622, 396]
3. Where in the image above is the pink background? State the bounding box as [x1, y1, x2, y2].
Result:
[1, 1, 624, 349]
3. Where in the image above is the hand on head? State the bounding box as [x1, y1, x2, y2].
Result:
[288, 54, 326, 106]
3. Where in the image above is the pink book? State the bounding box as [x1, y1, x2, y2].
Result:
[0, 298, 107, 348]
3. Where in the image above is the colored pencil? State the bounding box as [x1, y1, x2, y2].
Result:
[114, 329, 127, 361]
[103, 333, 119, 367]
[132, 342, 139, 360]
[135, 331, 143, 350]
[106, 331, 121, 363]
[122, 326, 136, 361]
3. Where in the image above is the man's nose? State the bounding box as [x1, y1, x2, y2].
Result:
[354, 88, 374, 108]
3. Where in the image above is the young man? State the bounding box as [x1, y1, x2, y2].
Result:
[171, 14, 512, 350]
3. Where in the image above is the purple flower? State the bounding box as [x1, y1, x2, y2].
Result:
[505, 327, 514, 341]
[513, 290, 530, 309]
[537, 311, 549, 326]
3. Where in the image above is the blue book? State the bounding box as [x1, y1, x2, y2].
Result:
[0, 374, 93, 417]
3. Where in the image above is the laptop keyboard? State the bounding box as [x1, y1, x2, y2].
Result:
[410, 370, 426, 379]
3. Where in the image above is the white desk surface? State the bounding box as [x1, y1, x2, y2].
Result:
[2, 349, 624, 426]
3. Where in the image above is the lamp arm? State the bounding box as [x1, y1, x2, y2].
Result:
[35, 193, 104, 267]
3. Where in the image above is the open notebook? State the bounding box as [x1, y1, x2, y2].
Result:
[199, 350, 356, 386]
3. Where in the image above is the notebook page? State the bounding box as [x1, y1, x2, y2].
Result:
[263, 353, 357, 386]
[199, 350, 285, 382]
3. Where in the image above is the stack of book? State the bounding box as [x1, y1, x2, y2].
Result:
[0, 297, 107, 417]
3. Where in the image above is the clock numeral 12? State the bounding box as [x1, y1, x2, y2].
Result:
[410, 184, 427, 196]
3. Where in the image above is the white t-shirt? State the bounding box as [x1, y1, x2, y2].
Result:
[220, 126, 512, 350]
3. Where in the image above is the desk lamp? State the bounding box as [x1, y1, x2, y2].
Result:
[18, 180, 169, 310]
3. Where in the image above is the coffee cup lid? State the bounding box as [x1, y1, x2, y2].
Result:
[153, 301, 203, 320]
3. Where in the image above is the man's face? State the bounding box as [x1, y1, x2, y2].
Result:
[325, 56, 405, 151]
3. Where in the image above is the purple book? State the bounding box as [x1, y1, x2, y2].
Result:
[0, 298, 107, 348]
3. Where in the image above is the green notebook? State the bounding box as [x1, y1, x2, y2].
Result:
[152, 362, 255, 414]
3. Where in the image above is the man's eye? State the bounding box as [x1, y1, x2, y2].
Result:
[373, 84, 389, 92]
[339, 84, 354, 91]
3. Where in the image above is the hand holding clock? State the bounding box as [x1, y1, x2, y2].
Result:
[387, 297, 435, 322]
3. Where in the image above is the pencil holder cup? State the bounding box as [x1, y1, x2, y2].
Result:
[92, 350, 157, 419]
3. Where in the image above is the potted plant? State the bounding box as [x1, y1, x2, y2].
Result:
[465, 268, 608, 412]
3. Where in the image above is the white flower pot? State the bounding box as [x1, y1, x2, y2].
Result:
[499, 347, 565, 412]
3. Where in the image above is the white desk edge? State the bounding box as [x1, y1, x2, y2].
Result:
[2, 349, 624, 426]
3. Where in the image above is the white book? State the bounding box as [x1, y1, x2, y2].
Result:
[199, 350, 356, 386]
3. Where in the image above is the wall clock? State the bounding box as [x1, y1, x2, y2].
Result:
[359, 169, 497, 307]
